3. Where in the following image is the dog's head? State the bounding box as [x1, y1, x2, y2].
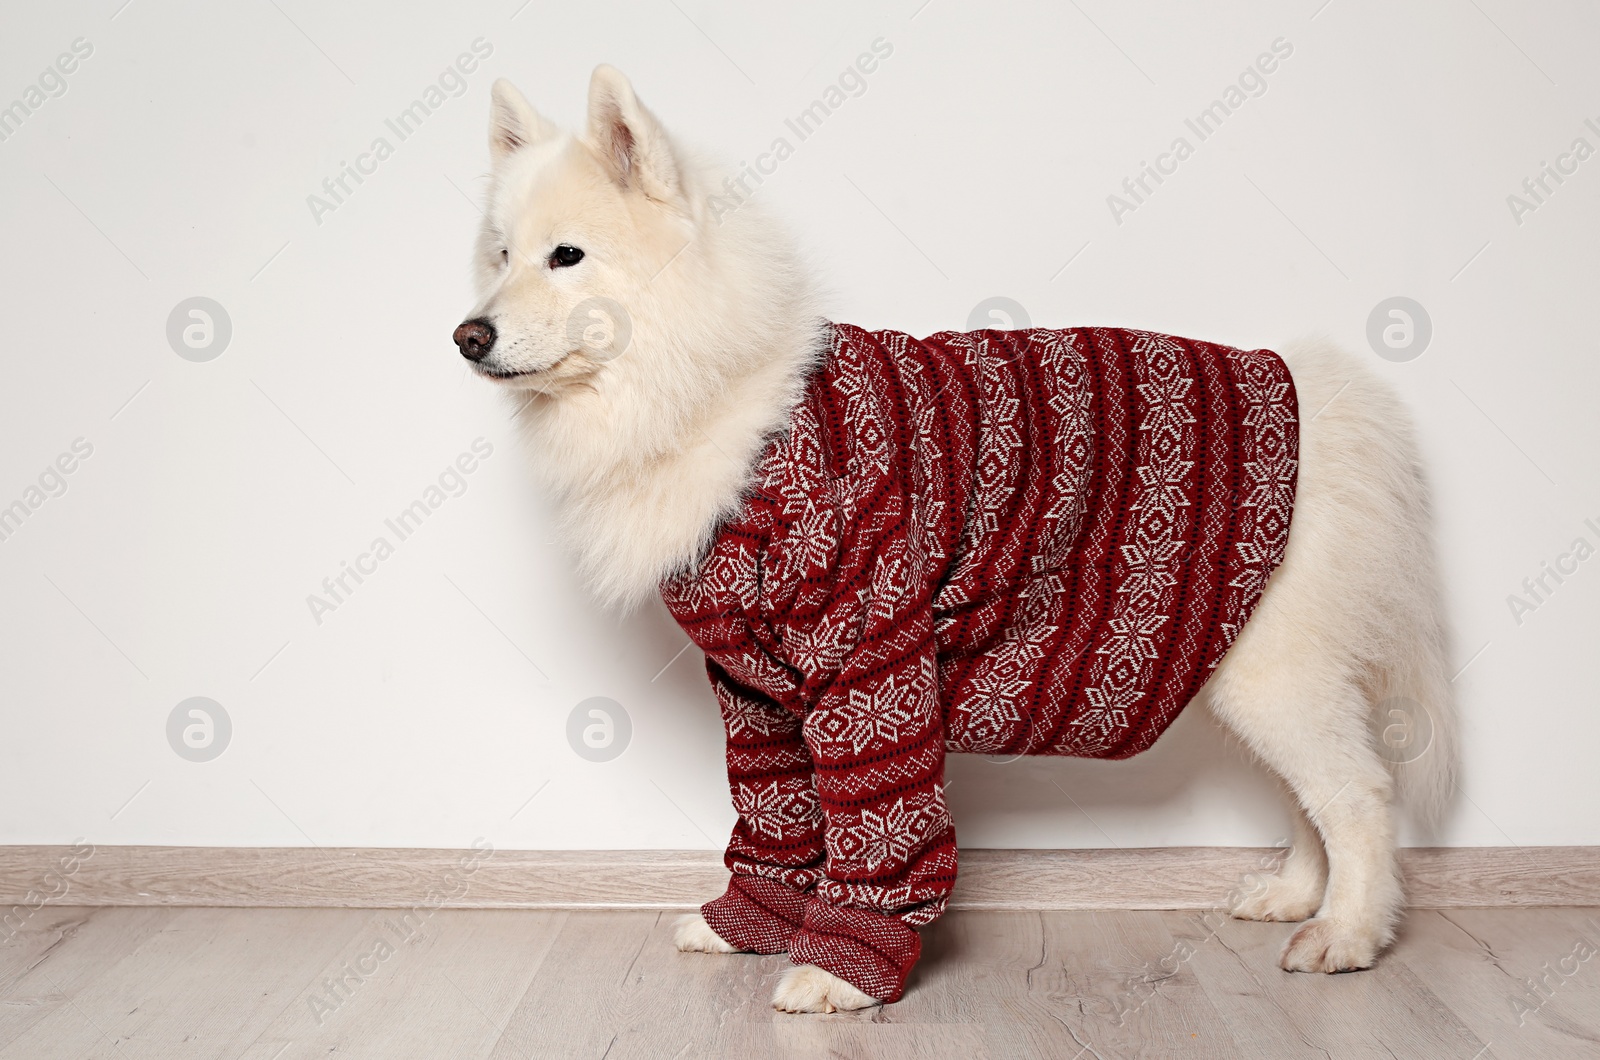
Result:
[451, 67, 821, 604]
[452, 66, 695, 396]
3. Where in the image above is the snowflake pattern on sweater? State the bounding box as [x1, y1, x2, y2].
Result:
[662, 324, 1299, 1002]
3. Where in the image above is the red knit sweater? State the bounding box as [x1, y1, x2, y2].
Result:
[661, 324, 1298, 1001]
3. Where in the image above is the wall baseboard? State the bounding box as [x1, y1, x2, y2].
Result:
[3, 846, 1595, 910]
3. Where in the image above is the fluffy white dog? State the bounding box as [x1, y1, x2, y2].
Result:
[453, 66, 1454, 1014]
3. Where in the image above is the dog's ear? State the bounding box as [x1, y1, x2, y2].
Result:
[584, 65, 681, 205]
[489, 79, 557, 160]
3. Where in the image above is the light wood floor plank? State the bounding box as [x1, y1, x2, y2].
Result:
[1, 906, 1595, 1058]
[486, 909, 663, 1059]
[1, 908, 373, 1059]
[1392, 907, 1600, 1060]
[903, 909, 1098, 1058]
[247, 908, 569, 1060]
[606, 912, 788, 1058]
[744, 1022, 992, 1060]
[0, 905, 178, 1050]
[1166, 910, 1488, 1059]
[1034, 909, 1246, 1059]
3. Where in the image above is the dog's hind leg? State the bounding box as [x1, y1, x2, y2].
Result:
[1227, 789, 1327, 923]
[1203, 337, 1451, 971]
[1206, 665, 1402, 973]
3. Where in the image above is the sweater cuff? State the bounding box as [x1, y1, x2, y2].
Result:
[701, 875, 809, 955]
[789, 899, 921, 1003]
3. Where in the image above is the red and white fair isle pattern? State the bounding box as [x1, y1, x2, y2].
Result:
[661, 324, 1299, 1002]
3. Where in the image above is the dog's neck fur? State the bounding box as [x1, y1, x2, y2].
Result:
[515, 229, 825, 610]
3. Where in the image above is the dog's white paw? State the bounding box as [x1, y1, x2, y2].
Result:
[772, 963, 880, 1013]
[1279, 917, 1382, 973]
[1229, 871, 1323, 923]
[673, 913, 739, 954]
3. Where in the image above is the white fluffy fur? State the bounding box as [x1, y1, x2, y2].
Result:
[672, 912, 739, 954]
[674, 912, 881, 1011]
[1204, 337, 1454, 971]
[461, 68, 1454, 1000]
[464, 70, 825, 609]
[771, 963, 879, 1013]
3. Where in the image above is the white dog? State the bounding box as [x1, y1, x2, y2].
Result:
[453, 66, 1454, 1013]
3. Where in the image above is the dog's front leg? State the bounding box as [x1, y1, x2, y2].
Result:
[769, 631, 951, 1011]
[673, 912, 741, 953]
[678, 668, 826, 961]
[772, 964, 879, 1013]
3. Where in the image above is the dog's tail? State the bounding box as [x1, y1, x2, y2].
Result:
[1283, 338, 1457, 826]
[1332, 344, 1457, 825]
[1372, 583, 1457, 827]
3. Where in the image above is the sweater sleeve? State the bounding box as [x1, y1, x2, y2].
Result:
[789, 601, 957, 1002]
[698, 660, 826, 955]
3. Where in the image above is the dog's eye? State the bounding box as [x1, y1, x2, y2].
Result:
[549, 244, 585, 269]
[499, 248, 508, 265]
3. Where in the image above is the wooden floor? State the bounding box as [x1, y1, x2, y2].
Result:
[2, 906, 1597, 1059]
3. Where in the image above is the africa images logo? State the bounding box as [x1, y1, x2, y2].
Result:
[1505, 116, 1600, 227]
[305, 439, 494, 625]
[0, 37, 93, 145]
[1107, 36, 1294, 224]
[306, 38, 494, 225]
[707, 36, 893, 224]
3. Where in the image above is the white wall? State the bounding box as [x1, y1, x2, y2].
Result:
[1, 0, 1595, 854]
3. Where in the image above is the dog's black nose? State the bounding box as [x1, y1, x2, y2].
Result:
[454, 319, 496, 362]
